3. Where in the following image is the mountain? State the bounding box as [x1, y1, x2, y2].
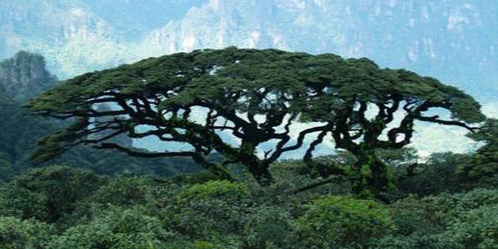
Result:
[0, 51, 58, 103]
[0, 0, 497, 102]
[0, 0, 207, 78]
[82, 0, 206, 41]
[143, 0, 498, 100]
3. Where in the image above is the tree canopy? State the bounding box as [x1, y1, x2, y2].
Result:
[28, 47, 485, 197]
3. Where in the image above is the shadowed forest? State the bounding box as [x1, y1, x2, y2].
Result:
[1, 48, 497, 249]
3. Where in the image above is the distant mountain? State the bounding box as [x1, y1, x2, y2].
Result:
[0, 0, 496, 101]
[0, 51, 58, 103]
[143, 0, 498, 100]
[82, 0, 206, 41]
[0, 0, 131, 77]
[0, 0, 496, 102]
[0, 0, 207, 78]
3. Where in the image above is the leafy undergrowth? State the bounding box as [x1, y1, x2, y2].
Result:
[0, 161, 497, 249]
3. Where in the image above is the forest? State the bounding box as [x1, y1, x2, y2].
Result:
[1, 48, 497, 249]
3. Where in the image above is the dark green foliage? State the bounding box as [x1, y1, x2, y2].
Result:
[459, 119, 498, 179]
[0, 51, 201, 180]
[0, 160, 496, 249]
[167, 181, 252, 239]
[89, 176, 158, 207]
[0, 217, 53, 249]
[243, 206, 298, 249]
[0, 96, 200, 178]
[441, 203, 498, 249]
[298, 196, 395, 248]
[48, 206, 172, 249]
[395, 152, 469, 196]
[0, 152, 15, 182]
[370, 188, 498, 249]
[0, 96, 55, 178]
[0, 166, 102, 223]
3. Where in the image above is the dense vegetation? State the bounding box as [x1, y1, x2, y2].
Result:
[0, 156, 497, 249]
[1, 48, 497, 248]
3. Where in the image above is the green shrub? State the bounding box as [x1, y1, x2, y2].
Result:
[168, 171, 220, 185]
[370, 234, 455, 249]
[426, 188, 498, 220]
[90, 176, 157, 206]
[160, 238, 241, 249]
[177, 180, 250, 202]
[0, 186, 49, 221]
[439, 204, 498, 249]
[387, 196, 444, 236]
[165, 181, 252, 238]
[48, 206, 172, 249]
[298, 196, 395, 248]
[371, 188, 498, 249]
[370, 196, 453, 249]
[0, 216, 53, 249]
[242, 205, 300, 249]
[1, 165, 101, 223]
[395, 152, 466, 196]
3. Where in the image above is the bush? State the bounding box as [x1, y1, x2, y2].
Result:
[370, 188, 498, 249]
[160, 239, 241, 249]
[426, 188, 498, 220]
[370, 234, 454, 249]
[242, 205, 300, 249]
[395, 153, 467, 196]
[1, 165, 102, 223]
[0, 216, 53, 249]
[165, 181, 252, 239]
[90, 176, 157, 207]
[298, 196, 395, 248]
[440, 204, 498, 249]
[369, 196, 452, 249]
[0, 186, 49, 221]
[177, 180, 250, 202]
[69, 176, 181, 227]
[48, 206, 172, 249]
[387, 196, 444, 236]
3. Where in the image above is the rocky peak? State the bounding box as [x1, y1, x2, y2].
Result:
[0, 51, 58, 103]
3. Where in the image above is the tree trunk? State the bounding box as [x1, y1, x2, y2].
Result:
[350, 150, 393, 201]
[248, 162, 274, 186]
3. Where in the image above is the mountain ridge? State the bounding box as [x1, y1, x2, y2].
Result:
[0, 0, 496, 101]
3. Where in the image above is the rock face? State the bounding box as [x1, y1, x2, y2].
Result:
[0, 0, 204, 78]
[0, 0, 497, 99]
[0, 51, 58, 103]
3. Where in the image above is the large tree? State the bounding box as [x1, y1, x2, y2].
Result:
[28, 47, 485, 197]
